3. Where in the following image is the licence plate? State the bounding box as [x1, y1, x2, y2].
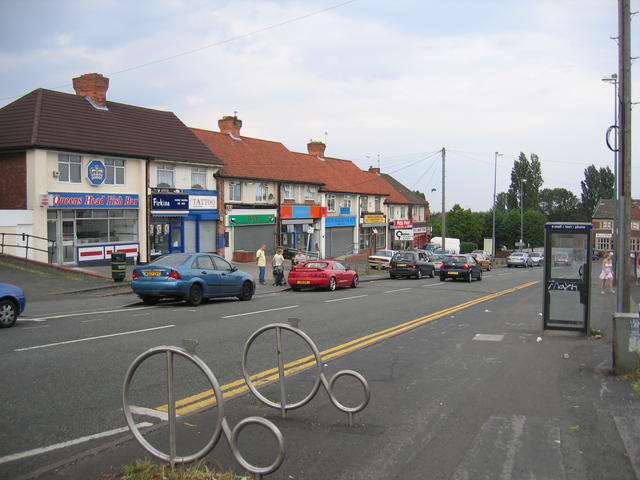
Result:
[397, 263, 407, 267]
[297, 280, 311, 285]
[143, 271, 162, 277]
[448, 271, 458, 275]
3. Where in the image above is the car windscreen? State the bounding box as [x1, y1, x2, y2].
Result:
[510, 253, 524, 257]
[444, 256, 466, 263]
[304, 262, 329, 269]
[393, 253, 414, 261]
[151, 253, 191, 266]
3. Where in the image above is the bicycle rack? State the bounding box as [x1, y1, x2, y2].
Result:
[122, 340, 285, 477]
[242, 318, 371, 426]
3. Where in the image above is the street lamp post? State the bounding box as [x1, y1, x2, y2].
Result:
[602, 73, 619, 201]
[492, 152, 502, 258]
[520, 178, 527, 251]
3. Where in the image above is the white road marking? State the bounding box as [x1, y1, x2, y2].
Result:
[27, 306, 157, 322]
[21, 325, 50, 330]
[0, 422, 153, 466]
[324, 295, 368, 303]
[222, 305, 298, 318]
[130, 405, 169, 421]
[498, 273, 510, 276]
[422, 283, 440, 287]
[80, 318, 105, 323]
[473, 333, 505, 342]
[133, 313, 151, 317]
[14, 325, 175, 352]
[384, 288, 412, 294]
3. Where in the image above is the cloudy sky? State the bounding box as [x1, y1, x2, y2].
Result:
[1, 0, 637, 211]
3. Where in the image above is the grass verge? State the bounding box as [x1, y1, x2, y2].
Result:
[100, 458, 249, 480]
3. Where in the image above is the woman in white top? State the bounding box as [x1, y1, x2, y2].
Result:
[272, 248, 285, 286]
[599, 252, 615, 294]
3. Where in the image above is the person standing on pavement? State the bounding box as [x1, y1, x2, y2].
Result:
[256, 244, 267, 285]
[293, 249, 307, 267]
[272, 248, 285, 286]
[599, 252, 615, 294]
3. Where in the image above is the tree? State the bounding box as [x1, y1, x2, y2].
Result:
[539, 188, 581, 222]
[580, 165, 614, 219]
[523, 209, 546, 247]
[445, 204, 483, 246]
[507, 152, 544, 211]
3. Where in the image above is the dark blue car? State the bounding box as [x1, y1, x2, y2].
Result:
[0, 282, 26, 328]
[132, 253, 255, 306]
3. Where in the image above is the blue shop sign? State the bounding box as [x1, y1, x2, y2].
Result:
[87, 160, 106, 185]
[544, 223, 592, 231]
[326, 216, 356, 227]
[151, 194, 189, 215]
[340, 207, 351, 215]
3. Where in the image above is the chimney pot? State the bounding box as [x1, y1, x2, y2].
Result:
[307, 141, 326, 158]
[218, 115, 242, 136]
[72, 73, 109, 106]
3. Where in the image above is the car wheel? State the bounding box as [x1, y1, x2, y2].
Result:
[328, 277, 336, 291]
[351, 275, 359, 288]
[429, 268, 435, 278]
[507, 264, 511, 268]
[488, 264, 492, 271]
[186, 284, 203, 306]
[466, 272, 472, 283]
[237, 281, 254, 301]
[390, 273, 396, 279]
[292, 286, 301, 292]
[440, 275, 446, 282]
[140, 295, 158, 305]
[478, 270, 482, 281]
[416, 269, 423, 280]
[0, 299, 18, 328]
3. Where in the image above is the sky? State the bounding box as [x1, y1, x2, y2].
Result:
[0, 0, 637, 212]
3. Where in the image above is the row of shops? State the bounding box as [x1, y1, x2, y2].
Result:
[45, 191, 430, 264]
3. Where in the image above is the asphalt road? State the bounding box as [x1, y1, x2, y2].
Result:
[1, 265, 639, 479]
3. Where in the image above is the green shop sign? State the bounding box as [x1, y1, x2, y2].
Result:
[229, 214, 275, 226]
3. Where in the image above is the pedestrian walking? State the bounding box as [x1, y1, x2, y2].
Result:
[293, 248, 307, 267]
[599, 252, 615, 294]
[256, 244, 267, 285]
[272, 248, 285, 286]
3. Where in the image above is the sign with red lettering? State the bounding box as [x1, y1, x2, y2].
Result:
[48, 192, 139, 208]
[393, 219, 413, 229]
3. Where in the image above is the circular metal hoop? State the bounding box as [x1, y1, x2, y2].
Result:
[242, 323, 323, 410]
[326, 370, 371, 414]
[122, 345, 224, 464]
[230, 416, 286, 475]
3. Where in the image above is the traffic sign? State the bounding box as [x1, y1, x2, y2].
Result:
[395, 229, 414, 240]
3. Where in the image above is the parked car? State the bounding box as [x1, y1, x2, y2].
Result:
[131, 253, 255, 305]
[389, 251, 435, 279]
[367, 249, 397, 270]
[529, 252, 544, 266]
[553, 252, 573, 267]
[471, 252, 492, 271]
[0, 283, 26, 328]
[507, 252, 532, 268]
[439, 254, 483, 282]
[472, 250, 493, 260]
[288, 260, 358, 291]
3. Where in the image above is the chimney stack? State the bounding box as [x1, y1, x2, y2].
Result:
[368, 166, 380, 174]
[72, 73, 109, 106]
[218, 115, 242, 136]
[307, 140, 326, 158]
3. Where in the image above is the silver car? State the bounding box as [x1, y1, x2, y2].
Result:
[529, 252, 544, 266]
[507, 252, 532, 268]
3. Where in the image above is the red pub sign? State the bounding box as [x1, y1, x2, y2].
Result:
[393, 219, 413, 229]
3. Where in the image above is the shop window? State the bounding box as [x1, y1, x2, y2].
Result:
[157, 164, 174, 188]
[305, 185, 316, 201]
[105, 158, 125, 185]
[283, 184, 295, 199]
[327, 194, 336, 212]
[229, 181, 242, 201]
[58, 154, 81, 183]
[191, 167, 207, 190]
[75, 209, 138, 245]
[631, 237, 640, 252]
[596, 237, 612, 252]
[256, 183, 268, 202]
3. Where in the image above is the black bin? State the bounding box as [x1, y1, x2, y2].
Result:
[111, 252, 126, 282]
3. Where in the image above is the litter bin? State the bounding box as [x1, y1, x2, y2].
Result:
[111, 252, 126, 282]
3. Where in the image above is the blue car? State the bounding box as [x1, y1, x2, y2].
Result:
[132, 253, 255, 306]
[0, 282, 26, 328]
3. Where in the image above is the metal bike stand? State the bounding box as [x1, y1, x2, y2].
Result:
[123, 340, 285, 477]
[242, 319, 371, 426]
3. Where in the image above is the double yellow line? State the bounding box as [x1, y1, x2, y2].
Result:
[158, 280, 538, 416]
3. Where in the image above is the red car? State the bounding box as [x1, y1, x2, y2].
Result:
[288, 260, 359, 291]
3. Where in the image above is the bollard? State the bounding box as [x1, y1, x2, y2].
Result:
[612, 311, 640, 375]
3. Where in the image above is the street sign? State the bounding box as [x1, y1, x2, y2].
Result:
[395, 229, 414, 240]
[515, 240, 525, 247]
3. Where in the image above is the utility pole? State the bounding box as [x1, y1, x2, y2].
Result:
[441, 147, 446, 253]
[616, 0, 632, 312]
[492, 152, 502, 258]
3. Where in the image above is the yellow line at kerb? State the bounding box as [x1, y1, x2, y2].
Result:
[157, 281, 539, 416]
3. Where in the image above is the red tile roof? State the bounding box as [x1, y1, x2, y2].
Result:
[0, 89, 222, 165]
